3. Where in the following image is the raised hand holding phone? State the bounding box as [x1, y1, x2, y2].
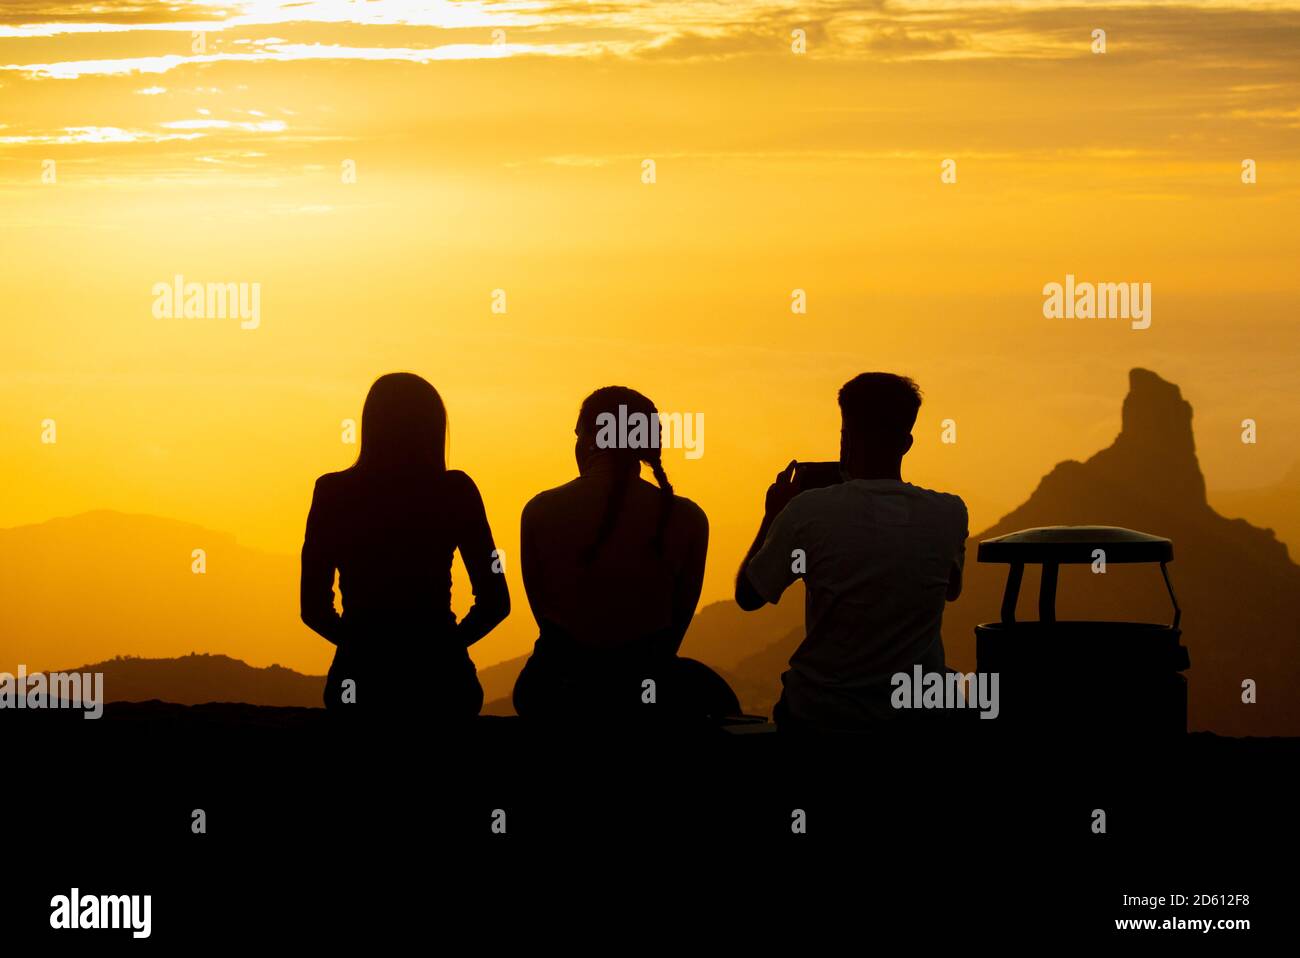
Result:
[765, 460, 799, 518]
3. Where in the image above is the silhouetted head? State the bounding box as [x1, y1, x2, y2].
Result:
[355, 372, 447, 473]
[838, 373, 920, 478]
[575, 386, 674, 563]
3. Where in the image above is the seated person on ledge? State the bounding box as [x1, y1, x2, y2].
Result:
[735, 373, 968, 733]
[512, 386, 740, 723]
[301, 372, 510, 721]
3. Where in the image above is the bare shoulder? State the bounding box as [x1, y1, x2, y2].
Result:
[669, 492, 709, 534]
[442, 468, 482, 498]
[522, 478, 582, 523]
[313, 469, 351, 496]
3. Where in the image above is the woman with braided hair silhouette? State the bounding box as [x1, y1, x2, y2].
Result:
[512, 386, 739, 722]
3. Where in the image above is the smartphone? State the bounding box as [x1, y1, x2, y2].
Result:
[793, 460, 844, 490]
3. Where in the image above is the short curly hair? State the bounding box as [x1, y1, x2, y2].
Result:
[838, 372, 922, 441]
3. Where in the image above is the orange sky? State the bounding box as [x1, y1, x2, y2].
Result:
[2, 1, 1299, 670]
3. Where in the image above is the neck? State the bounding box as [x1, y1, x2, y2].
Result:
[844, 459, 902, 481]
[580, 453, 639, 480]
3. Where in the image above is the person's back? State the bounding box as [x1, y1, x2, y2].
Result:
[306, 466, 496, 630]
[748, 478, 967, 727]
[521, 470, 706, 653]
[736, 372, 968, 731]
[513, 386, 738, 722]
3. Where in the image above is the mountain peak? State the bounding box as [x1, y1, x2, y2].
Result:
[1089, 367, 1206, 506]
[1121, 368, 1194, 446]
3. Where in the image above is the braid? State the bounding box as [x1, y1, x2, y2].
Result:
[647, 452, 674, 554]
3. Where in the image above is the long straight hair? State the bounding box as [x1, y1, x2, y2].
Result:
[578, 386, 674, 565]
[353, 372, 448, 474]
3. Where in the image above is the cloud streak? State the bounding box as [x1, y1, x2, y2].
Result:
[2, 0, 1298, 74]
[0, 40, 603, 79]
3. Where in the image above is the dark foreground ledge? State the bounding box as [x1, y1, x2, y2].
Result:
[10, 699, 1298, 828]
[10, 697, 1300, 743]
[7, 700, 1298, 942]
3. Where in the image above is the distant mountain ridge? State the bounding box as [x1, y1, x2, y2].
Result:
[0, 510, 329, 676]
[45, 653, 324, 707]
[1209, 461, 1300, 563]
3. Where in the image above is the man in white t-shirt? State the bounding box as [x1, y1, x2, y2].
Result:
[735, 373, 969, 731]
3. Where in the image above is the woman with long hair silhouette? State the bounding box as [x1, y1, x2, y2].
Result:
[301, 372, 510, 719]
[512, 386, 738, 721]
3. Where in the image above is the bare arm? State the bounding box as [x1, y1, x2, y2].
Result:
[453, 475, 511, 649]
[519, 499, 547, 632]
[663, 507, 708, 655]
[735, 513, 776, 611]
[735, 461, 799, 612]
[300, 478, 345, 645]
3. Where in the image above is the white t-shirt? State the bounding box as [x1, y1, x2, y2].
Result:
[745, 479, 969, 728]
